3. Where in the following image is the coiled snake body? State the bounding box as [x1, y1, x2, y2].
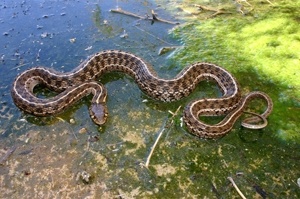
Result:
[11, 50, 273, 138]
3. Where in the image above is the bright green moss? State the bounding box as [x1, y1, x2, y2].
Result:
[170, 1, 300, 141]
[230, 17, 300, 94]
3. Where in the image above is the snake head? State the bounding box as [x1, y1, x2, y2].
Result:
[89, 102, 108, 125]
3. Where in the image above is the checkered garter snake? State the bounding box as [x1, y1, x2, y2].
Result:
[11, 50, 273, 138]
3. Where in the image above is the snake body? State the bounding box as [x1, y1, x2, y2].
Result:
[11, 50, 273, 138]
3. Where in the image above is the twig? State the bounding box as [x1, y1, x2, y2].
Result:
[194, 4, 220, 12]
[134, 26, 174, 46]
[144, 106, 181, 168]
[265, 0, 275, 6]
[81, 138, 90, 158]
[194, 4, 232, 18]
[110, 8, 144, 19]
[236, 172, 268, 198]
[151, 10, 180, 25]
[235, 0, 254, 15]
[110, 8, 179, 25]
[236, 0, 252, 7]
[227, 177, 247, 199]
[10, 63, 29, 70]
[144, 122, 165, 167]
[0, 145, 17, 165]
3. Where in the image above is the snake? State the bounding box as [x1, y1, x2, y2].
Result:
[11, 50, 273, 139]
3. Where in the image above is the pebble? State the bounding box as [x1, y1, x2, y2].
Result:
[79, 128, 87, 134]
[3, 32, 9, 36]
[69, 38, 76, 43]
[81, 171, 91, 183]
[76, 171, 92, 184]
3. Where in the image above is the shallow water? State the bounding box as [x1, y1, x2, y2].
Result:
[0, 0, 299, 198]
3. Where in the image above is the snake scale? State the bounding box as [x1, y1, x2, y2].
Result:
[11, 50, 273, 138]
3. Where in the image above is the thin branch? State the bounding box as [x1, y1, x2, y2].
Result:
[194, 4, 220, 12]
[194, 4, 232, 18]
[227, 177, 247, 199]
[236, 0, 252, 7]
[110, 8, 144, 20]
[266, 0, 275, 6]
[110, 8, 179, 25]
[151, 10, 180, 25]
[0, 145, 17, 165]
[10, 63, 29, 70]
[144, 123, 165, 167]
[134, 26, 174, 46]
[144, 106, 181, 168]
[81, 138, 90, 158]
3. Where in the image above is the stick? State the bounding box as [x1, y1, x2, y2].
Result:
[134, 26, 174, 46]
[0, 145, 17, 165]
[144, 123, 165, 167]
[266, 0, 275, 6]
[110, 8, 179, 25]
[194, 4, 232, 18]
[110, 8, 144, 19]
[227, 177, 247, 199]
[151, 10, 180, 25]
[144, 106, 181, 168]
[10, 63, 29, 70]
[194, 4, 220, 12]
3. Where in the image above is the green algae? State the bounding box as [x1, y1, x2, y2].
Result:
[228, 17, 300, 95]
[170, 0, 300, 142]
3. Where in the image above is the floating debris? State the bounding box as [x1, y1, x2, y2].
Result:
[120, 30, 128, 38]
[298, 178, 300, 188]
[88, 135, 99, 142]
[1, 54, 5, 62]
[40, 32, 49, 38]
[69, 38, 76, 43]
[40, 32, 53, 39]
[84, 46, 93, 51]
[42, 14, 54, 18]
[36, 25, 43, 29]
